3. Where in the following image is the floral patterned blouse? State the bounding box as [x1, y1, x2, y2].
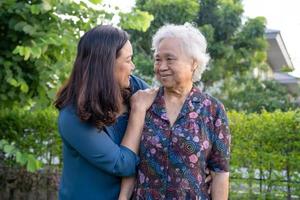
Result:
[133, 87, 231, 200]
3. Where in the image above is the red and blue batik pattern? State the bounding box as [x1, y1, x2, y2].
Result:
[133, 87, 231, 200]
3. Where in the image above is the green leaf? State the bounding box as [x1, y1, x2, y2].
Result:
[26, 154, 38, 172]
[88, 0, 102, 4]
[20, 82, 29, 93]
[13, 46, 24, 55]
[36, 160, 42, 169]
[14, 21, 27, 31]
[30, 5, 41, 14]
[16, 151, 27, 165]
[23, 25, 35, 35]
[4, 144, 15, 154]
[7, 77, 19, 87]
[0, 139, 8, 149]
[42, 0, 52, 11]
[23, 47, 31, 60]
[120, 10, 154, 32]
[31, 46, 42, 58]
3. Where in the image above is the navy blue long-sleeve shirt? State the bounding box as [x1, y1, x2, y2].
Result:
[58, 75, 148, 200]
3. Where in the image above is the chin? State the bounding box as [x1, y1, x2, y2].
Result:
[122, 80, 130, 89]
[159, 79, 171, 86]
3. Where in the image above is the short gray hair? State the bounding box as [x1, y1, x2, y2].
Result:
[152, 23, 210, 82]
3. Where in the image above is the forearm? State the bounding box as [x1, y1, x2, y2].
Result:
[121, 106, 146, 153]
[119, 177, 136, 200]
[211, 172, 229, 200]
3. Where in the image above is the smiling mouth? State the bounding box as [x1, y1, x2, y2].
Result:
[160, 76, 172, 80]
[159, 73, 172, 77]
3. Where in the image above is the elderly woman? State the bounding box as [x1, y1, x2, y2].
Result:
[119, 24, 230, 200]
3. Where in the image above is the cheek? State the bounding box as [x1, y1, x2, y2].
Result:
[154, 65, 159, 74]
[181, 70, 193, 80]
[117, 64, 129, 75]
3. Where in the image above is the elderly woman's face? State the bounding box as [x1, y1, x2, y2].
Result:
[154, 38, 195, 88]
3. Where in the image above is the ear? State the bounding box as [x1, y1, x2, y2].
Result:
[191, 60, 198, 72]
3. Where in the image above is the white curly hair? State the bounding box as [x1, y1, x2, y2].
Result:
[152, 23, 210, 82]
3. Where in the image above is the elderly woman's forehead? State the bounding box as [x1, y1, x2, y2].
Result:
[159, 37, 182, 44]
[154, 39, 187, 55]
[154, 51, 177, 57]
[156, 38, 183, 48]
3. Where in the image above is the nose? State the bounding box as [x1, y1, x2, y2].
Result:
[131, 61, 135, 70]
[158, 61, 168, 72]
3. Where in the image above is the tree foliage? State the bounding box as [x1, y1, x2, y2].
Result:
[129, 0, 297, 112]
[218, 76, 297, 112]
[130, 0, 268, 87]
[197, 0, 268, 86]
[0, 0, 153, 108]
[128, 0, 199, 82]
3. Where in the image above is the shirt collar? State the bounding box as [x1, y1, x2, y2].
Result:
[150, 86, 204, 122]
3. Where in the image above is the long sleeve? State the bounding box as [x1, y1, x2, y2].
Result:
[58, 107, 139, 177]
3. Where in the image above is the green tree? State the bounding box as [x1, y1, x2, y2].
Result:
[196, 0, 295, 112]
[128, 0, 199, 82]
[218, 75, 297, 112]
[197, 0, 267, 86]
[131, 0, 295, 112]
[130, 0, 268, 87]
[0, 0, 153, 108]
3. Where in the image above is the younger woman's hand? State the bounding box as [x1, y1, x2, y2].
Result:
[130, 88, 158, 112]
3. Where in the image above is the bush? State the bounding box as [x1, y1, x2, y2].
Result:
[0, 107, 60, 167]
[228, 110, 300, 199]
[0, 107, 299, 199]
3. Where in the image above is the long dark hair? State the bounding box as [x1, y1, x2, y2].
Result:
[54, 25, 130, 129]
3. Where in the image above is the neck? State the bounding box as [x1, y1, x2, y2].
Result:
[164, 82, 193, 100]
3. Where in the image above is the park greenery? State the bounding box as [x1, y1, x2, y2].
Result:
[0, 0, 153, 108]
[0, 0, 299, 199]
[0, 108, 299, 198]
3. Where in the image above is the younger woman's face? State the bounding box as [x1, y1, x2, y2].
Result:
[114, 40, 135, 89]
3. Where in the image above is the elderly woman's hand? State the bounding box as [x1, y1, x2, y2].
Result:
[130, 88, 158, 112]
[205, 168, 215, 195]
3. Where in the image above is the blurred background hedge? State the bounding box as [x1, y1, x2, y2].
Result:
[0, 107, 299, 199]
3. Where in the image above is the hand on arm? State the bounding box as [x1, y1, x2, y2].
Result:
[121, 88, 158, 153]
[119, 88, 158, 200]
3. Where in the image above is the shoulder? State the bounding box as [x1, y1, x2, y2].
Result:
[59, 106, 76, 120]
[201, 93, 228, 124]
[192, 88, 226, 116]
[203, 93, 225, 109]
[192, 87, 225, 108]
[58, 106, 82, 129]
[130, 75, 149, 94]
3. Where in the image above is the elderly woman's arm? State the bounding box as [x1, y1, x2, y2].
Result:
[211, 172, 229, 200]
[208, 101, 231, 200]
